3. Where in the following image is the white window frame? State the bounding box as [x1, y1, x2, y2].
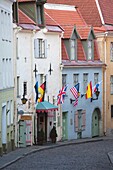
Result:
[110, 75, 113, 94]
[94, 73, 99, 85]
[110, 42, 113, 61]
[62, 74, 67, 87]
[73, 74, 79, 85]
[70, 39, 77, 60]
[83, 73, 88, 93]
[34, 38, 47, 58]
[88, 40, 92, 60]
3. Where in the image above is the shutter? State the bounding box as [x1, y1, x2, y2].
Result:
[74, 111, 78, 132]
[81, 110, 86, 131]
[44, 39, 47, 58]
[34, 39, 39, 58]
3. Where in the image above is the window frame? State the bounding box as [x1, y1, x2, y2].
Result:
[70, 39, 77, 60]
[88, 40, 92, 60]
[83, 73, 88, 93]
[62, 74, 67, 87]
[111, 105, 113, 118]
[73, 74, 79, 86]
[110, 75, 113, 94]
[110, 42, 113, 61]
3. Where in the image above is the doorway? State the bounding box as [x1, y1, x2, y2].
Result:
[92, 108, 101, 137]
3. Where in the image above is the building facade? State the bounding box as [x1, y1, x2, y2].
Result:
[0, 0, 15, 155]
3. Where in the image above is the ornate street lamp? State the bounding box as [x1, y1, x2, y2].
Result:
[21, 94, 28, 104]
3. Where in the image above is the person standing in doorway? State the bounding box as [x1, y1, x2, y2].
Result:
[50, 126, 57, 143]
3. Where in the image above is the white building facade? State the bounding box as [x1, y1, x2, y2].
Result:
[0, 0, 15, 155]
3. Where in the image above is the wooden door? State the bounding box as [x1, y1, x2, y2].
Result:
[92, 110, 99, 137]
[19, 120, 26, 147]
[26, 120, 32, 146]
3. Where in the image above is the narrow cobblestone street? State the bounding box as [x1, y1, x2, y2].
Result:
[3, 139, 113, 170]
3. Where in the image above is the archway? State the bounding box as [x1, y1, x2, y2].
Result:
[92, 108, 101, 137]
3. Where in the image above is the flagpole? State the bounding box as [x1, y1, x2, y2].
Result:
[33, 64, 38, 144]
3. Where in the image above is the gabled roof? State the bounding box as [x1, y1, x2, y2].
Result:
[47, 0, 113, 27]
[19, 9, 36, 24]
[98, 0, 113, 26]
[18, 9, 40, 30]
[44, 4, 87, 38]
[47, 0, 102, 27]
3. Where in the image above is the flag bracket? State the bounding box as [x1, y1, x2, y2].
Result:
[91, 88, 100, 102]
[70, 98, 75, 104]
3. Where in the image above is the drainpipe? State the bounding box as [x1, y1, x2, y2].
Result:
[104, 32, 108, 135]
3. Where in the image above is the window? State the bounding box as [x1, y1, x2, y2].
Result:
[62, 74, 67, 87]
[110, 76, 113, 94]
[39, 74, 44, 85]
[23, 82, 27, 95]
[70, 39, 77, 60]
[57, 116, 60, 127]
[12, 2, 18, 23]
[37, 5, 44, 25]
[88, 40, 92, 60]
[74, 110, 86, 132]
[111, 105, 113, 118]
[83, 73, 88, 93]
[34, 39, 47, 58]
[73, 74, 79, 85]
[110, 42, 113, 61]
[94, 73, 99, 85]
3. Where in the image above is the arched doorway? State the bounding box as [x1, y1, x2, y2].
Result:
[92, 108, 101, 137]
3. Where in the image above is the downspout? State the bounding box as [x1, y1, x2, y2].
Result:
[104, 32, 108, 135]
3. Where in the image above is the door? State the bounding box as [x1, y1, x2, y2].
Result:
[62, 112, 68, 140]
[19, 120, 26, 147]
[26, 120, 32, 146]
[37, 112, 47, 142]
[92, 110, 99, 137]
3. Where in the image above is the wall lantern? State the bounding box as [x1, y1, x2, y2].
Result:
[70, 98, 76, 104]
[91, 88, 100, 102]
[21, 94, 28, 104]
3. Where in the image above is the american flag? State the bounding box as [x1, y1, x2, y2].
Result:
[70, 83, 79, 107]
[57, 84, 68, 105]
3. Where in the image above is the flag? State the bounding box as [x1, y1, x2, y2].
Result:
[70, 83, 79, 107]
[85, 81, 92, 99]
[34, 81, 38, 103]
[57, 84, 68, 105]
[38, 81, 46, 102]
[92, 80, 102, 94]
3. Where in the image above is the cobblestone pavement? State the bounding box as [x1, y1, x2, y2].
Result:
[0, 136, 113, 169]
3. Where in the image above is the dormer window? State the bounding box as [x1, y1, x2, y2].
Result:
[88, 40, 92, 60]
[70, 39, 77, 60]
[37, 5, 44, 26]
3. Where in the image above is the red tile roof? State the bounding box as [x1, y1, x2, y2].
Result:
[45, 11, 59, 26]
[62, 41, 69, 60]
[77, 39, 86, 61]
[77, 26, 91, 39]
[98, 0, 113, 25]
[47, 0, 102, 27]
[45, 6, 87, 38]
[19, 9, 36, 24]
